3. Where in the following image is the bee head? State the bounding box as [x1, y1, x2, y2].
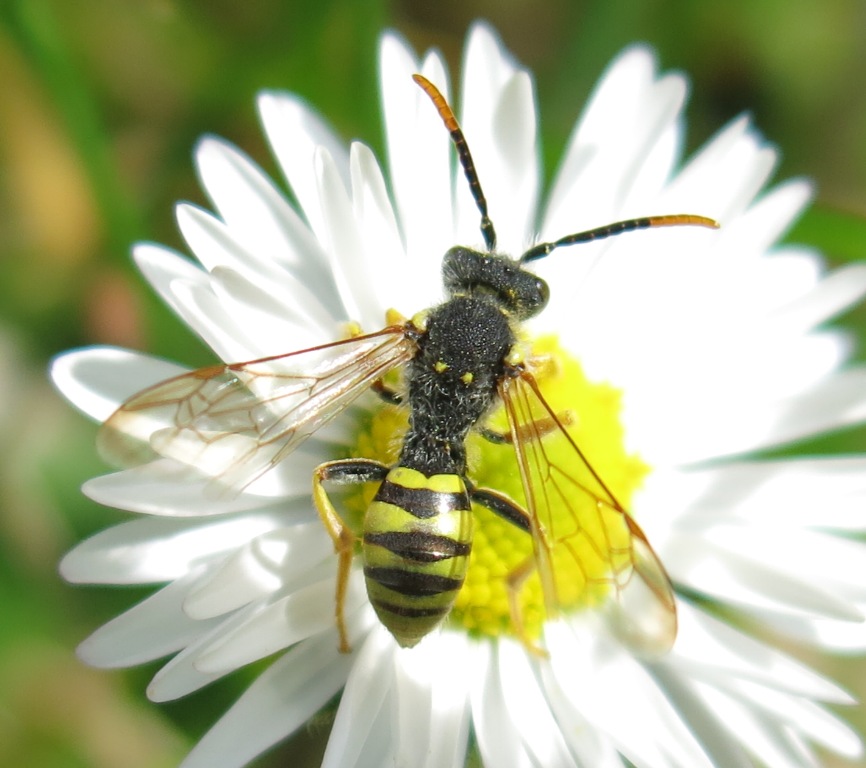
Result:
[443, 246, 549, 320]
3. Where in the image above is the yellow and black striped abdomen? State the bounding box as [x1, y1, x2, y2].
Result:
[362, 466, 473, 647]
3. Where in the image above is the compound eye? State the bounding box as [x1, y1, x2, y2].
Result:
[536, 278, 550, 311]
[511, 275, 549, 319]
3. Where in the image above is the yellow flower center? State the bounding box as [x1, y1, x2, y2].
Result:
[343, 335, 648, 641]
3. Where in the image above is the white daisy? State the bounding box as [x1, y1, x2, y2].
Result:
[51, 21, 866, 768]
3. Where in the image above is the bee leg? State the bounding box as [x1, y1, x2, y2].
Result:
[478, 410, 576, 444]
[346, 312, 407, 404]
[477, 426, 511, 444]
[341, 322, 404, 404]
[505, 556, 549, 658]
[468, 487, 547, 656]
[370, 378, 403, 405]
[469, 487, 530, 533]
[313, 459, 390, 653]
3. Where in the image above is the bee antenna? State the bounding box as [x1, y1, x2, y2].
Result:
[413, 74, 497, 252]
[520, 214, 720, 263]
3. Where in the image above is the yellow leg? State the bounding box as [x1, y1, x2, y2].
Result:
[506, 555, 549, 658]
[470, 485, 548, 657]
[312, 458, 389, 653]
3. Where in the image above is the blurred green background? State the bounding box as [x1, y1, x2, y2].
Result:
[1, 1, 865, 766]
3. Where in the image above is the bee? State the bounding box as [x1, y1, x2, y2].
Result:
[99, 74, 718, 655]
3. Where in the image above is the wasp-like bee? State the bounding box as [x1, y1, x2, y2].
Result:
[99, 75, 718, 655]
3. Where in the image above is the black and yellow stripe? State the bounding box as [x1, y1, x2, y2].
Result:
[362, 467, 473, 647]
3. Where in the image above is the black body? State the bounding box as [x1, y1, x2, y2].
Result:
[398, 246, 549, 476]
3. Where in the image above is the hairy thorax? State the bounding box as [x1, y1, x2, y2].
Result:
[400, 295, 515, 475]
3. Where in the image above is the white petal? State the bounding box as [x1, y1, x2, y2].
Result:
[194, 572, 365, 673]
[667, 531, 864, 624]
[492, 70, 540, 251]
[469, 640, 534, 768]
[391, 643, 434, 768]
[389, 631, 471, 768]
[349, 142, 426, 315]
[670, 603, 854, 704]
[157, 275, 259, 362]
[132, 242, 226, 341]
[734, 454, 866, 530]
[50, 347, 187, 421]
[179, 630, 356, 768]
[321, 626, 395, 768]
[133, 243, 256, 360]
[176, 202, 341, 333]
[689, 520, 866, 606]
[546, 619, 713, 768]
[759, 367, 866, 449]
[648, 457, 866, 533]
[721, 677, 862, 759]
[626, 366, 866, 465]
[195, 136, 332, 287]
[619, 85, 683, 214]
[762, 610, 866, 652]
[771, 262, 866, 335]
[60, 512, 285, 584]
[498, 639, 574, 767]
[134, 238, 214, 310]
[543, 45, 686, 238]
[542, 686, 628, 768]
[691, 682, 820, 768]
[208, 266, 333, 354]
[665, 122, 777, 222]
[648, 664, 754, 768]
[147, 602, 267, 702]
[175, 202, 284, 286]
[257, 90, 350, 241]
[352, 704, 393, 768]
[183, 522, 331, 618]
[716, 175, 812, 258]
[78, 567, 218, 668]
[242, 428, 356, 498]
[82, 461, 275, 516]
[724, 244, 822, 317]
[379, 32, 454, 272]
[458, 24, 538, 251]
[314, 145, 376, 325]
[423, 632, 472, 767]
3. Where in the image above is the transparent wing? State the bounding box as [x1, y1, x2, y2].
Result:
[98, 326, 416, 493]
[499, 370, 677, 654]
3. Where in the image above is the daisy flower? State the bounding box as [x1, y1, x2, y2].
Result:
[51, 21, 866, 768]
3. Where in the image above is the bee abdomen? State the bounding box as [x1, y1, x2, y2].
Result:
[362, 467, 473, 647]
